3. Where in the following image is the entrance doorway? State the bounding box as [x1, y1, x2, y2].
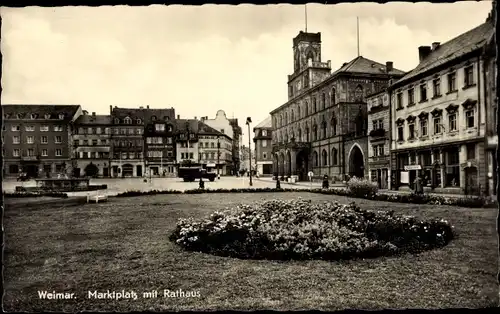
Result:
[24, 164, 39, 178]
[136, 165, 143, 177]
[465, 167, 479, 195]
[348, 145, 364, 178]
[122, 164, 133, 177]
[296, 150, 309, 181]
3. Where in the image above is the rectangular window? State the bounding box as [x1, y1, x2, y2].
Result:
[41, 149, 48, 157]
[121, 152, 127, 160]
[189, 152, 194, 159]
[181, 153, 185, 159]
[54, 126, 63, 132]
[408, 88, 415, 105]
[92, 139, 98, 146]
[397, 126, 404, 141]
[464, 65, 474, 86]
[88, 127, 93, 134]
[167, 137, 173, 144]
[466, 110, 475, 128]
[155, 124, 165, 132]
[420, 120, 428, 137]
[445, 148, 460, 187]
[262, 140, 267, 147]
[27, 149, 34, 156]
[373, 145, 379, 157]
[467, 143, 476, 160]
[433, 78, 441, 97]
[11, 125, 20, 132]
[13, 136, 20, 144]
[379, 145, 384, 156]
[41, 136, 48, 144]
[449, 113, 457, 131]
[262, 130, 267, 136]
[120, 128, 127, 135]
[447, 72, 457, 92]
[40, 125, 49, 132]
[396, 93, 403, 109]
[420, 83, 427, 102]
[422, 151, 432, 166]
[55, 136, 62, 144]
[378, 119, 384, 129]
[27, 136, 34, 144]
[434, 117, 441, 134]
[128, 128, 134, 135]
[372, 120, 378, 130]
[263, 152, 267, 159]
[408, 124, 415, 139]
[96, 127, 102, 134]
[90, 152, 96, 159]
[26, 126, 35, 132]
[55, 149, 62, 157]
[13, 149, 20, 157]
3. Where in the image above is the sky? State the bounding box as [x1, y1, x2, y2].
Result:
[1, 2, 494, 146]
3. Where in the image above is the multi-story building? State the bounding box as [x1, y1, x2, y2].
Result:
[72, 111, 112, 177]
[175, 118, 200, 165]
[366, 91, 392, 189]
[483, 6, 497, 196]
[198, 122, 233, 175]
[270, 31, 405, 181]
[253, 116, 273, 176]
[239, 145, 255, 172]
[228, 118, 242, 175]
[109, 106, 145, 177]
[2, 104, 82, 178]
[388, 19, 495, 195]
[200, 110, 238, 174]
[143, 107, 177, 177]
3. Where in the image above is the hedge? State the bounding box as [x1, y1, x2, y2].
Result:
[115, 187, 497, 208]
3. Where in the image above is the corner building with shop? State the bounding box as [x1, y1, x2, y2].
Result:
[270, 31, 405, 181]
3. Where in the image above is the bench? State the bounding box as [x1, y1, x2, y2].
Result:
[87, 192, 108, 203]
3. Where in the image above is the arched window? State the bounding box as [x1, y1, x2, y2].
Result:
[114, 118, 120, 124]
[331, 148, 338, 165]
[285, 112, 288, 125]
[298, 106, 301, 119]
[306, 50, 314, 64]
[136, 119, 142, 124]
[211, 142, 215, 148]
[291, 110, 295, 122]
[124, 117, 132, 124]
[305, 127, 310, 142]
[313, 151, 319, 167]
[322, 121, 327, 138]
[313, 97, 317, 112]
[305, 101, 309, 116]
[298, 128, 302, 141]
[331, 115, 337, 136]
[331, 88, 336, 105]
[273, 117, 277, 128]
[322, 149, 328, 166]
[355, 85, 364, 102]
[355, 111, 365, 136]
[322, 93, 326, 110]
[313, 124, 318, 141]
[290, 130, 295, 141]
[284, 132, 289, 143]
[279, 115, 283, 127]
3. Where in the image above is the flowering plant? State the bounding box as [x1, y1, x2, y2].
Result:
[169, 198, 455, 260]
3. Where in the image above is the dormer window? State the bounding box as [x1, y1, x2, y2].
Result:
[58, 113, 65, 120]
[124, 117, 132, 124]
[30, 114, 37, 119]
[114, 118, 120, 124]
[136, 119, 142, 124]
[45, 114, 51, 119]
[164, 116, 170, 121]
[17, 114, 23, 119]
[152, 116, 157, 121]
[3, 113, 9, 119]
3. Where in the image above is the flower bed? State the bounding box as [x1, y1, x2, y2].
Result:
[169, 198, 455, 261]
[115, 187, 497, 208]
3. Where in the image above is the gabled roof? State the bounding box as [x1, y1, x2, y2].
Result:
[254, 116, 272, 130]
[2, 104, 81, 121]
[175, 119, 229, 138]
[75, 114, 111, 125]
[111, 107, 145, 120]
[393, 21, 494, 87]
[333, 56, 406, 76]
[143, 108, 176, 123]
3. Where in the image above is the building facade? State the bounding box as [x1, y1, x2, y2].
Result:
[144, 108, 177, 177]
[389, 19, 495, 195]
[109, 106, 145, 177]
[229, 118, 242, 175]
[72, 111, 112, 177]
[198, 122, 232, 175]
[366, 91, 391, 189]
[270, 31, 405, 181]
[253, 116, 273, 176]
[200, 110, 238, 174]
[175, 119, 200, 165]
[2, 105, 82, 178]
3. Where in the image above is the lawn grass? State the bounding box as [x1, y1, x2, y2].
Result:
[3, 192, 498, 311]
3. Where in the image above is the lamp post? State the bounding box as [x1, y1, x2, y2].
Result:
[217, 136, 220, 176]
[246, 117, 253, 186]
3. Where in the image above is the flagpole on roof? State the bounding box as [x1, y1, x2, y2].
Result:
[357, 16, 360, 57]
[305, 4, 308, 32]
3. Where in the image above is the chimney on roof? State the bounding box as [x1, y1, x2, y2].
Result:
[386, 61, 393, 73]
[418, 46, 432, 62]
[432, 42, 440, 51]
[83, 110, 88, 115]
[139, 106, 144, 109]
[92, 112, 96, 116]
[109, 105, 112, 114]
[177, 115, 180, 119]
[194, 116, 197, 120]
[147, 105, 149, 109]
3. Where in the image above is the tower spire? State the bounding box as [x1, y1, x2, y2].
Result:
[357, 16, 360, 57]
[305, 4, 308, 32]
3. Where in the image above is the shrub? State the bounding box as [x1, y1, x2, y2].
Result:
[346, 177, 378, 199]
[3, 191, 68, 198]
[169, 198, 455, 261]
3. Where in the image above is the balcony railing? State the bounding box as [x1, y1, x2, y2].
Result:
[21, 156, 39, 161]
[369, 129, 387, 138]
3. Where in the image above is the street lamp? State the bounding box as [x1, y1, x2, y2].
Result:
[246, 117, 253, 186]
[217, 136, 220, 177]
